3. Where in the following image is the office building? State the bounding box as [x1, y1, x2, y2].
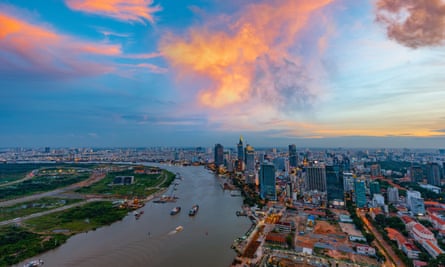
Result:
[289, 144, 298, 168]
[387, 187, 399, 204]
[305, 166, 327, 192]
[407, 190, 425, 215]
[259, 162, 276, 201]
[214, 144, 224, 167]
[370, 181, 381, 196]
[354, 179, 367, 208]
[326, 165, 344, 202]
[343, 172, 355, 192]
[237, 136, 244, 161]
[426, 163, 442, 186]
[245, 144, 255, 172]
[410, 166, 424, 183]
[370, 164, 381, 178]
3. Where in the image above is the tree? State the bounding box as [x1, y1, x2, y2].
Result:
[427, 253, 445, 267]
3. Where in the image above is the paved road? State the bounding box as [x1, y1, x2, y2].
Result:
[0, 198, 106, 226]
[0, 171, 106, 207]
[358, 211, 403, 267]
[0, 169, 38, 188]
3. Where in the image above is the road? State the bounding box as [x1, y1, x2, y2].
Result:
[358, 210, 404, 267]
[0, 171, 106, 207]
[0, 169, 38, 188]
[0, 198, 106, 226]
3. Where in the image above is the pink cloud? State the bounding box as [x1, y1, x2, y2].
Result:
[65, 0, 161, 24]
[0, 10, 122, 77]
[159, 0, 334, 109]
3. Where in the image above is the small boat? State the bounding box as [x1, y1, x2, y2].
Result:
[176, 226, 183, 232]
[23, 259, 44, 267]
[188, 204, 199, 216]
[170, 206, 181, 215]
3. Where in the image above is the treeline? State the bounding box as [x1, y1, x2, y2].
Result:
[0, 225, 68, 267]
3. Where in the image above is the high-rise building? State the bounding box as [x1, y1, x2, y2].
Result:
[370, 164, 381, 178]
[245, 144, 255, 173]
[369, 181, 381, 196]
[354, 179, 366, 208]
[326, 165, 344, 202]
[273, 157, 286, 172]
[289, 144, 298, 168]
[214, 144, 224, 167]
[426, 163, 442, 186]
[259, 162, 276, 200]
[237, 136, 244, 161]
[407, 190, 425, 215]
[343, 172, 355, 192]
[387, 187, 399, 204]
[305, 166, 327, 192]
[410, 166, 424, 183]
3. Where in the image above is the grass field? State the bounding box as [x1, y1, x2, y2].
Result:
[76, 169, 175, 198]
[0, 197, 83, 221]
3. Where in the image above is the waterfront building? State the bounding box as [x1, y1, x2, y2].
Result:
[214, 144, 224, 167]
[326, 165, 344, 202]
[305, 166, 327, 192]
[288, 144, 297, 168]
[369, 181, 381, 197]
[387, 187, 399, 204]
[354, 179, 366, 208]
[244, 144, 255, 173]
[259, 162, 276, 201]
[426, 163, 442, 186]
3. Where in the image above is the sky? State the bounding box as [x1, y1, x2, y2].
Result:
[1, 0, 445, 148]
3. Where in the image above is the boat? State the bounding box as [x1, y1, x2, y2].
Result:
[170, 206, 181, 215]
[176, 225, 183, 232]
[23, 259, 44, 267]
[188, 204, 199, 216]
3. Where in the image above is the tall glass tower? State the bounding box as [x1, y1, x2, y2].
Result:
[214, 144, 224, 167]
[288, 144, 297, 168]
[237, 136, 244, 161]
[259, 162, 276, 201]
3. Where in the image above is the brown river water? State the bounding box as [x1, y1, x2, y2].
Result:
[17, 164, 251, 267]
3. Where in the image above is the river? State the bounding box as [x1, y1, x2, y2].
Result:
[18, 165, 251, 267]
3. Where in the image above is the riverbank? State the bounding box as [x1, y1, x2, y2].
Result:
[0, 166, 176, 267]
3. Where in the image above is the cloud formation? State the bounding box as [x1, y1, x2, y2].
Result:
[65, 0, 161, 24]
[375, 0, 445, 48]
[159, 0, 333, 108]
[0, 11, 121, 77]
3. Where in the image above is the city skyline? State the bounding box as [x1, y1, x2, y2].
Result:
[1, 0, 445, 148]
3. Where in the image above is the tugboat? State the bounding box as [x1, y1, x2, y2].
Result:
[188, 204, 199, 216]
[170, 206, 181, 215]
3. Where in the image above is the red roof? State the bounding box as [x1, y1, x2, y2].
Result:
[400, 215, 414, 224]
[413, 223, 433, 236]
[424, 240, 443, 255]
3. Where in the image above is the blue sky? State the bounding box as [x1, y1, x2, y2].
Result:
[1, 0, 445, 148]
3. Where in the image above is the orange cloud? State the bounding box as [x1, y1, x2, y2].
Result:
[65, 0, 161, 24]
[160, 0, 333, 108]
[0, 11, 122, 76]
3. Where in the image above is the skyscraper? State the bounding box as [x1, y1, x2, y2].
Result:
[426, 163, 442, 186]
[259, 162, 276, 200]
[214, 144, 224, 167]
[288, 144, 297, 168]
[326, 165, 344, 201]
[369, 181, 381, 197]
[305, 166, 327, 192]
[245, 144, 255, 173]
[237, 136, 244, 161]
[410, 165, 424, 183]
[354, 179, 366, 208]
